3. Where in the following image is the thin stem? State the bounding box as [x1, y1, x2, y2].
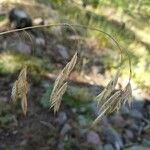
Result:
[0, 23, 131, 80]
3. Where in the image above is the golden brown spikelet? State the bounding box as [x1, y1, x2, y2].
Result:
[122, 82, 132, 107]
[51, 82, 68, 114]
[11, 80, 18, 103]
[92, 68, 133, 126]
[50, 52, 77, 114]
[21, 94, 28, 115]
[93, 90, 122, 125]
[11, 66, 28, 115]
[95, 68, 120, 106]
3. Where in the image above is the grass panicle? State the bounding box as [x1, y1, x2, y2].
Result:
[50, 52, 77, 114]
[11, 66, 28, 115]
[94, 67, 133, 125]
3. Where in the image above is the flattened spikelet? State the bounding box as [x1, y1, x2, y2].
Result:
[95, 68, 120, 106]
[51, 82, 68, 114]
[122, 82, 132, 107]
[11, 66, 28, 115]
[21, 94, 27, 115]
[106, 68, 120, 91]
[93, 90, 122, 125]
[11, 81, 18, 103]
[50, 52, 77, 113]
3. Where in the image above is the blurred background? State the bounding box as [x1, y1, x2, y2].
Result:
[0, 0, 150, 150]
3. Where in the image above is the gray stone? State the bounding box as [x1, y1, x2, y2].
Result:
[16, 41, 31, 54]
[35, 37, 45, 46]
[125, 146, 150, 150]
[129, 109, 144, 120]
[125, 129, 134, 140]
[95, 145, 103, 150]
[103, 144, 115, 150]
[60, 123, 71, 135]
[120, 106, 130, 115]
[131, 100, 145, 112]
[103, 127, 123, 150]
[77, 115, 88, 127]
[86, 130, 100, 145]
[142, 139, 150, 147]
[90, 101, 100, 116]
[57, 44, 69, 59]
[110, 115, 125, 127]
[56, 111, 67, 125]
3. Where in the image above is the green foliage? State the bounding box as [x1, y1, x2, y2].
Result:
[0, 52, 54, 74]
[0, 102, 15, 126]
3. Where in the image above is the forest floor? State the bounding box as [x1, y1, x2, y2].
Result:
[0, 0, 150, 150]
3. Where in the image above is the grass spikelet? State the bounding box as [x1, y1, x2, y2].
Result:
[21, 94, 28, 115]
[122, 82, 132, 107]
[11, 66, 28, 115]
[51, 82, 68, 114]
[50, 52, 77, 114]
[95, 68, 120, 106]
[11, 81, 18, 103]
[93, 90, 122, 125]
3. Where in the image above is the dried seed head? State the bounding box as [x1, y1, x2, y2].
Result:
[106, 68, 120, 91]
[21, 94, 27, 115]
[51, 82, 67, 114]
[50, 52, 77, 114]
[122, 82, 132, 107]
[11, 66, 28, 115]
[95, 68, 120, 107]
[93, 90, 122, 125]
[11, 80, 18, 103]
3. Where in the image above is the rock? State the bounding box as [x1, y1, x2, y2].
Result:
[129, 109, 144, 120]
[90, 101, 100, 116]
[56, 111, 67, 126]
[35, 37, 45, 46]
[103, 127, 123, 150]
[20, 139, 27, 146]
[60, 123, 71, 135]
[125, 146, 150, 150]
[77, 115, 88, 127]
[100, 116, 110, 126]
[86, 130, 100, 145]
[16, 41, 31, 54]
[8, 8, 32, 29]
[57, 44, 69, 59]
[125, 122, 139, 133]
[72, 108, 77, 113]
[0, 96, 7, 102]
[95, 145, 103, 150]
[110, 115, 125, 127]
[103, 144, 115, 150]
[142, 139, 150, 147]
[131, 100, 145, 112]
[120, 106, 130, 115]
[124, 129, 134, 140]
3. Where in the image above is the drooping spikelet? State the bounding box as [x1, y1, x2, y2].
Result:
[11, 66, 28, 115]
[50, 52, 77, 114]
[93, 67, 133, 125]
